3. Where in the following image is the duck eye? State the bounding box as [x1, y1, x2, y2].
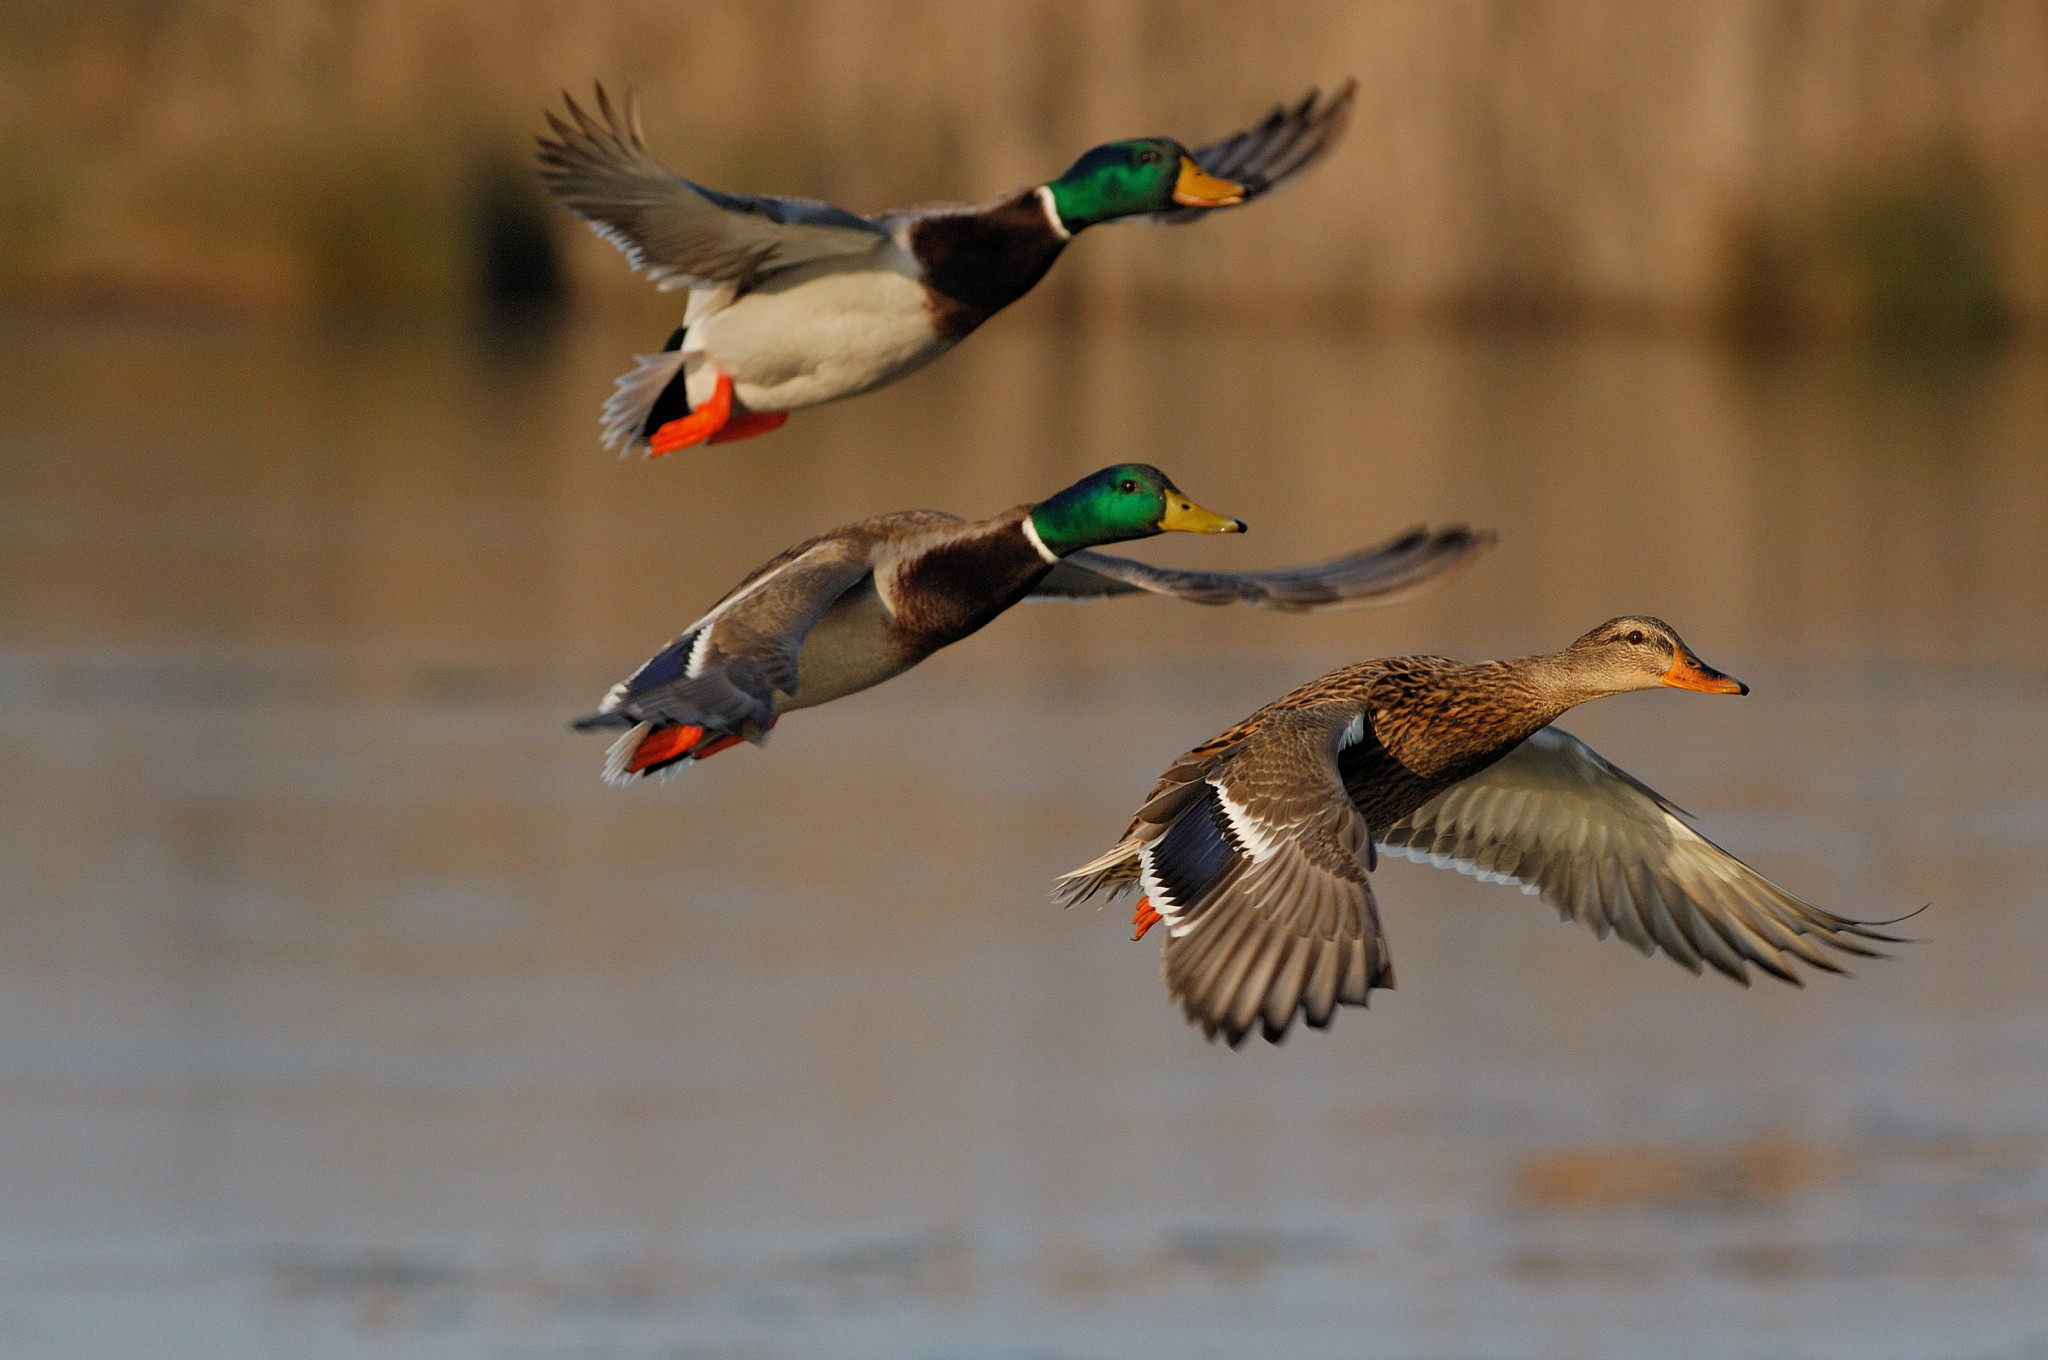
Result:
[1119, 479, 1138, 493]
[1136, 149, 1159, 165]
[1627, 630, 1645, 645]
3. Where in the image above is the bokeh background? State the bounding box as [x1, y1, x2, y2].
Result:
[3, 3, 2048, 1358]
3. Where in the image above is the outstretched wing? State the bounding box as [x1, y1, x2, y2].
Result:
[536, 85, 892, 291]
[1028, 525, 1490, 611]
[1379, 726, 1909, 985]
[1107, 705, 1393, 1046]
[1148, 81, 1358, 225]
[575, 536, 878, 737]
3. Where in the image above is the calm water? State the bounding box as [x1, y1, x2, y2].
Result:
[2, 318, 2046, 1359]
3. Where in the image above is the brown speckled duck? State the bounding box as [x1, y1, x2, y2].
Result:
[1056, 617, 1910, 1046]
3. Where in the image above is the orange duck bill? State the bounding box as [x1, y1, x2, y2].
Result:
[1661, 647, 1748, 694]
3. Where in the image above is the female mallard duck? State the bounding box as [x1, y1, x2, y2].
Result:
[536, 82, 1354, 455]
[575, 464, 1487, 782]
[1055, 618, 1910, 1046]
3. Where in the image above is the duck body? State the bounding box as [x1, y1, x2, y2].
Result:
[1057, 618, 1908, 1047]
[1129, 655, 1568, 848]
[1340, 657, 1570, 827]
[537, 85, 1353, 455]
[572, 464, 1490, 783]
[684, 250, 951, 416]
[777, 507, 1053, 711]
[671, 191, 1068, 418]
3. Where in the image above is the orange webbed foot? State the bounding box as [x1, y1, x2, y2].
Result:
[693, 714, 776, 761]
[708, 410, 788, 444]
[1132, 895, 1162, 942]
[647, 371, 733, 456]
[626, 724, 704, 775]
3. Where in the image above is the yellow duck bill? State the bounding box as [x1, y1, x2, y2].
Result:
[1158, 495, 1247, 534]
[1172, 157, 1247, 208]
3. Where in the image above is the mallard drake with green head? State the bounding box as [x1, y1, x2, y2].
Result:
[1056, 618, 1911, 1046]
[574, 464, 1487, 782]
[536, 83, 1354, 456]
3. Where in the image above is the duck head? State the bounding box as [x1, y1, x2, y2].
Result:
[1043, 139, 1246, 232]
[1560, 616, 1749, 696]
[1028, 464, 1245, 556]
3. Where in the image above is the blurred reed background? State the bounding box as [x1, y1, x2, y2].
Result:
[3, 0, 2044, 340]
[5, 5, 2048, 1359]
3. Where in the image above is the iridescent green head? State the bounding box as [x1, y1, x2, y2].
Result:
[1027, 464, 1246, 557]
[1043, 139, 1246, 232]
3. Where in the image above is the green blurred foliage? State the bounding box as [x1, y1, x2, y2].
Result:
[1725, 162, 2009, 352]
[1849, 178, 2005, 348]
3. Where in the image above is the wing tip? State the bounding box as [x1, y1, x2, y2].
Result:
[534, 80, 652, 188]
[1173, 946, 1393, 1048]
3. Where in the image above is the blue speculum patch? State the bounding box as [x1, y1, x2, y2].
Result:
[1149, 784, 1242, 908]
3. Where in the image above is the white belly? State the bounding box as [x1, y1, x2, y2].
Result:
[690, 258, 956, 413]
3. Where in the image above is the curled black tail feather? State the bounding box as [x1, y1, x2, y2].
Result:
[572, 709, 636, 732]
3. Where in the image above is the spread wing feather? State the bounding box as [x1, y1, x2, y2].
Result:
[536, 85, 892, 291]
[1057, 705, 1392, 1046]
[1147, 81, 1358, 225]
[1028, 526, 1490, 611]
[1377, 726, 1907, 985]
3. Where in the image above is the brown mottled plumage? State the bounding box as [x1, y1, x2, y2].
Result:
[1056, 617, 1912, 1047]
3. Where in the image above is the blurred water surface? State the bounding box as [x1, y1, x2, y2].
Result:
[1, 318, 2046, 1359]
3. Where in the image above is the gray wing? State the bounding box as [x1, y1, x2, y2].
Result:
[536, 86, 892, 291]
[1147, 81, 1358, 225]
[1028, 525, 1490, 611]
[576, 538, 877, 736]
[1139, 706, 1394, 1046]
[1378, 726, 1908, 985]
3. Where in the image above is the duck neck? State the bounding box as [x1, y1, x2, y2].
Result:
[1025, 498, 1144, 559]
[1495, 650, 1615, 734]
[1376, 653, 1609, 783]
[908, 189, 1070, 341]
[887, 509, 1058, 647]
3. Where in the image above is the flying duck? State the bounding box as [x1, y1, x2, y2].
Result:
[575, 463, 1486, 781]
[536, 82, 1355, 455]
[1056, 617, 1911, 1045]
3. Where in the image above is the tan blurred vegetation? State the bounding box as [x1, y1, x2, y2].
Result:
[2, 0, 2044, 335]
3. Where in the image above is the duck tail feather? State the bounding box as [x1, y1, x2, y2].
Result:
[1052, 841, 1143, 910]
[572, 707, 637, 732]
[602, 349, 690, 454]
[600, 721, 725, 786]
[601, 722, 658, 786]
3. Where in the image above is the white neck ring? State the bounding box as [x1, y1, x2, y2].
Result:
[1035, 186, 1073, 242]
[1021, 514, 1061, 564]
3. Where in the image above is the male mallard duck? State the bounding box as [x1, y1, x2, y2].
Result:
[574, 464, 1487, 782]
[1056, 618, 1911, 1046]
[536, 82, 1355, 455]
